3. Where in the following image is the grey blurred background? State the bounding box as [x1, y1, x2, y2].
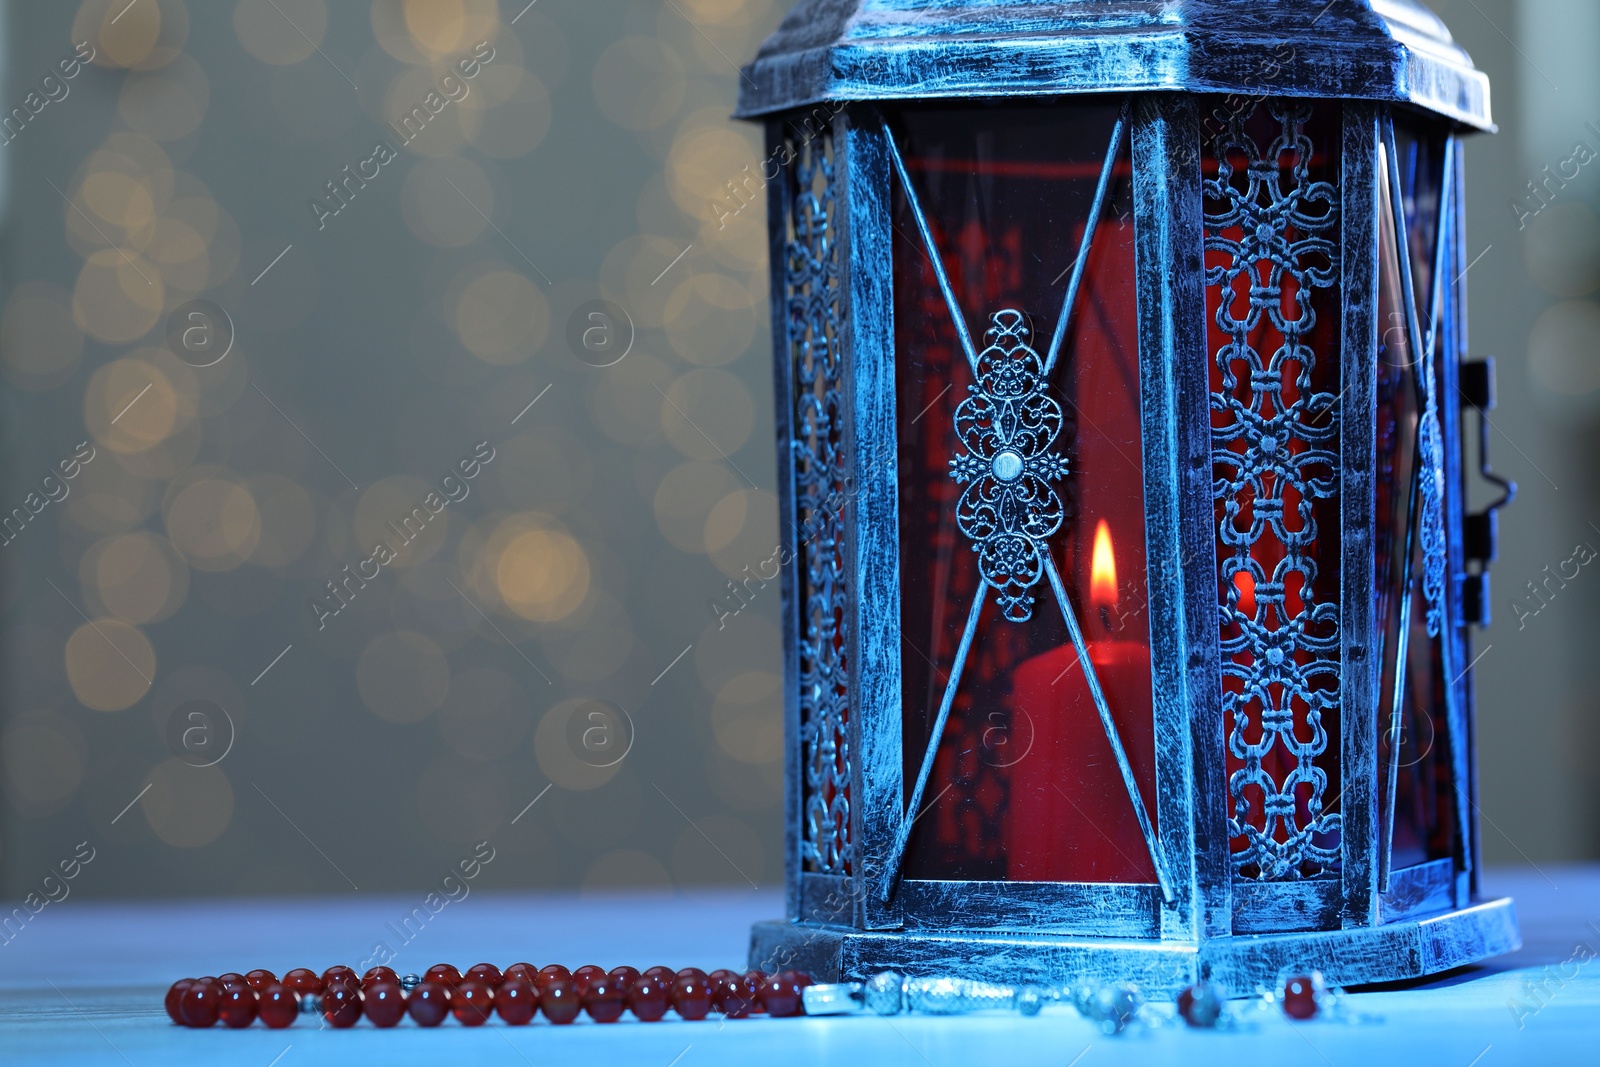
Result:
[0, 0, 1593, 904]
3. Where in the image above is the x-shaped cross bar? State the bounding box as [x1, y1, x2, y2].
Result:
[875, 103, 1174, 905]
[1377, 113, 1459, 890]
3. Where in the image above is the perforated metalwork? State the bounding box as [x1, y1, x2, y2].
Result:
[788, 127, 851, 875]
[1416, 315, 1448, 642]
[1205, 100, 1343, 879]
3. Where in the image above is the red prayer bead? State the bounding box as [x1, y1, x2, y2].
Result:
[164, 980, 192, 1024]
[676, 966, 708, 983]
[572, 964, 607, 993]
[424, 963, 463, 991]
[540, 979, 582, 1025]
[1177, 982, 1223, 1028]
[741, 971, 768, 1013]
[464, 963, 504, 988]
[244, 969, 277, 992]
[583, 977, 627, 1023]
[643, 965, 676, 986]
[218, 986, 258, 1029]
[671, 975, 713, 1021]
[324, 980, 360, 1011]
[496, 978, 538, 1025]
[608, 965, 641, 991]
[1282, 975, 1319, 1020]
[257, 984, 298, 1029]
[503, 963, 538, 984]
[178, 983, 221, 1028]
[362, 966, 399, 992]
[321, 983, 362, 1028]
[408, 982, 452, 1027]
[364, 982, 407, 1028]
[537, 964, 572, 990]
[760, 971, 807, 1018]
[627, 976, 671, 1022]
[712, 973, 754, 1018]
[217, 972, 248, 991]
[282, 968, 323, 996]
[452, 980, 495, 1026]
[321, 965, 358, 989]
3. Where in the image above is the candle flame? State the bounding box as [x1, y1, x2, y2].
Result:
[1234, 570, 1256, 616]
[1090, 519, 1118, 610]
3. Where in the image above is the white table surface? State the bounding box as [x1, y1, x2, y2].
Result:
[2, 867, 1596, 1066]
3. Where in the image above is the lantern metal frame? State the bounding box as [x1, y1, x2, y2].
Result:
[739, 0, 1519, 996]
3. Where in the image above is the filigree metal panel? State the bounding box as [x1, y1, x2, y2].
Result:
[787, 126, 851, 875]
[1205, 100, 1343, 880]
[1413, 287, 1449, 643]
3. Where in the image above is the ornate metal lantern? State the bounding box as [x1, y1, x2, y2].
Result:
[739, 0, 1520, 994]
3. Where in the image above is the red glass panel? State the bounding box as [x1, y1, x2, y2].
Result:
[892, 101, 1157, 884]
[1393, 123, 1447, 328]
[1375, 134, 1456, 871]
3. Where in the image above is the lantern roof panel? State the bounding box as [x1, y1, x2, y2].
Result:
[735, 0, 1491, 130]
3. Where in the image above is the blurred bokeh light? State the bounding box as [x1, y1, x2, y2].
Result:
[0, 0, 1593, 905]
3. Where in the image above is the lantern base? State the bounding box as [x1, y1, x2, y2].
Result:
[749, 896, 1518, 998]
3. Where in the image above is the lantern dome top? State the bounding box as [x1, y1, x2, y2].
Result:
[735, 0, 1491, 130]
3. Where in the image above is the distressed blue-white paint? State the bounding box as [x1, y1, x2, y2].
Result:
[734, 0, 1493, 132]
[746, 0, 1515, 993]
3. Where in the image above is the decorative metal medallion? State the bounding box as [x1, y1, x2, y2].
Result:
[1417, 333, 1448, 639]
[787, 126, 851, 875]
[948, 310, 1070, 622]
[1205, 101, 1342, 879]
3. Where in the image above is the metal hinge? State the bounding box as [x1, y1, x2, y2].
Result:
[1458, 357, 1515, 626]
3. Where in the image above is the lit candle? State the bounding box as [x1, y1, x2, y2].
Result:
[1006, 520, 1159, 883]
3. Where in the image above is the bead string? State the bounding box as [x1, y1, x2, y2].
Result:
[165, 963, 814, 1029]
[166, 962, 1343, 1032]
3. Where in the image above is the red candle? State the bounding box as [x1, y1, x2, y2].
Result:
[1006, 522, 1159, 883]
